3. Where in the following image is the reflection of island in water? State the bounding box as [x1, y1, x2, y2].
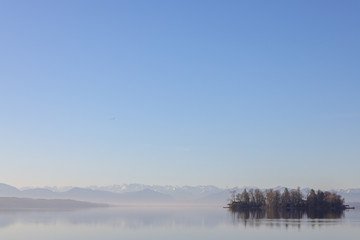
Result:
[227, 208, 351, 229]
[229, 208, 344, 220]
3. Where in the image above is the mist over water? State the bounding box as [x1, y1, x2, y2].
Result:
[0, 207, 359, 240]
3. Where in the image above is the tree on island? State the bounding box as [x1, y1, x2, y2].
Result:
[228, 187, 347, 211]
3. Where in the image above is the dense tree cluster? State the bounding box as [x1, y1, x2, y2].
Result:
[229, 188, 345, 211]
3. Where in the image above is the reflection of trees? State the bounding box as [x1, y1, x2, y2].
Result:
[266, 208, 304, 219]
[229, 209, 265, 228]
[232, 209, 266, 220]
[229, 208, 344, 228]
[230, 208, 343, 220]
[306, 209, 344, 219]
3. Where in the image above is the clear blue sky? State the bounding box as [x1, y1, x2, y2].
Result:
[1, 0, 359, 189]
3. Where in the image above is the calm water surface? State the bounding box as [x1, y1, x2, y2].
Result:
[0, 206, 359, 239]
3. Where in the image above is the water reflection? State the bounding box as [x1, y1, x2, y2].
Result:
[229, 208, 346, 229]
[230, 208, 344, 219]
[0, 207, 228, 229]
[0, 206, 355, 230]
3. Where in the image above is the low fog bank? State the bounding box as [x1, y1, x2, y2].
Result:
[0, 197, 108, 210]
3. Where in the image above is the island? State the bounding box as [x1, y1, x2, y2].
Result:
[227, 187, 354, 218]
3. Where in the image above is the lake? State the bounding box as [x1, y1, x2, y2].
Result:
[0, 206, 359, 239]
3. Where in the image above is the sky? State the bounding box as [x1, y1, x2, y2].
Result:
[0, 0, 359, 190]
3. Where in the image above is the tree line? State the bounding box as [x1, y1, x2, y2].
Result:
[228, 187, 345, 211]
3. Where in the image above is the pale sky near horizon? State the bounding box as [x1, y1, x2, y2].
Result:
[1, 0, 359, 190]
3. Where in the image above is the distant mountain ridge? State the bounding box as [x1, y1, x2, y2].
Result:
[0, 183, 173, 204]
[1, 183, 360, 204]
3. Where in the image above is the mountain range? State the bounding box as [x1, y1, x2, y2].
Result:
[1, 183, 359, 205]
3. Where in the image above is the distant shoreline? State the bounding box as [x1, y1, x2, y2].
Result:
[0, 197, 108, 210]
